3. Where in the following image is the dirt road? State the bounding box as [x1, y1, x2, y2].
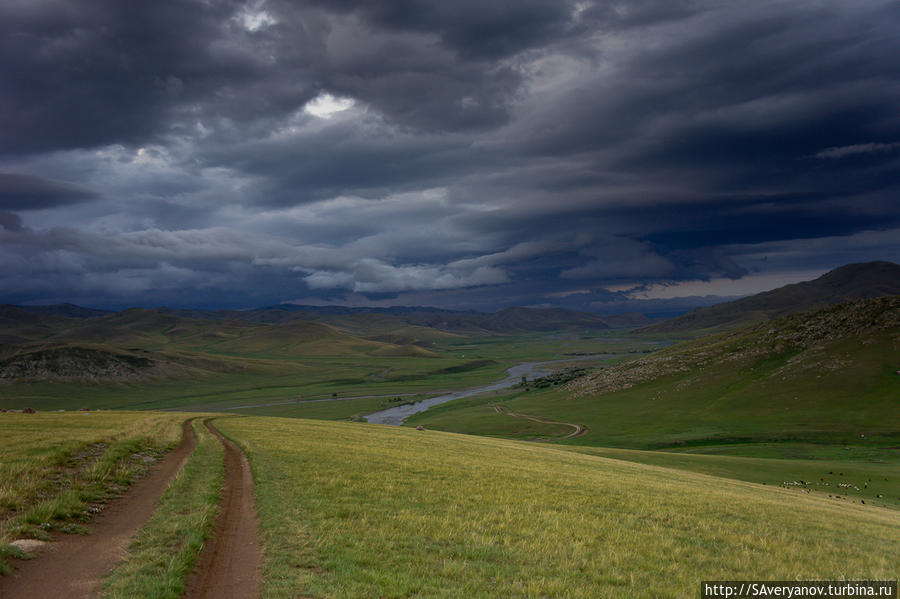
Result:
[182, 419, 261, 599]
[493, 404, 589, 439]
[0, 419, 197, 599]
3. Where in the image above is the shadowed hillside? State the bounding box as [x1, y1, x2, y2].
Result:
[575, 295, 900, 398]
[0, 308, 442, 383]
[564, 295, 900, 446]
[640, 261, 900, 334]
[411, 296, 900, 450]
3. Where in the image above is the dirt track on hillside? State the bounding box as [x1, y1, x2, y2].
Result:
[182, 419, 261, 599]
[0, 418, 197, 599]
[493, 404, 589, 439]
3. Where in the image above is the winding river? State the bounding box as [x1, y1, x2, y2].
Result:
[365, 355, 609, 425]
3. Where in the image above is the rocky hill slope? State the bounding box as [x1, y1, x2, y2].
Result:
[571, 294, 900, 397]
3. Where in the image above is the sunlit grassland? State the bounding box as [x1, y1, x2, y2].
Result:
[0, 411, 187, 573]
[555, 446, 900, 510]
[407, 391, 900, 508]
[216, 417, 900, 599]
[102, 418, 224, 599]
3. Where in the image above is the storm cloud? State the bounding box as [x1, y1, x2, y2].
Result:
[0, 173, 98, 211]
[1, 0, 898, 310]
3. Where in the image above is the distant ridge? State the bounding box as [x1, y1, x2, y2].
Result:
[222, 305, 613, 333]
[10, 303, 627, 333]
[640, 261, 900, 334]
[481, 307, 610, 331]
[12, 303, 114, 319]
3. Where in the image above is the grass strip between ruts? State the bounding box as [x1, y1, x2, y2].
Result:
[101, 418, 225, 599]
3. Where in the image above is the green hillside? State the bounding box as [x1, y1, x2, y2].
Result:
[410, 296, 900, 452]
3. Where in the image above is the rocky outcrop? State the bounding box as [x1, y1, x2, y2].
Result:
[0, 346, 156, 381]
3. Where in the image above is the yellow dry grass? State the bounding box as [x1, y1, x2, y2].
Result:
[217, 417, 900, 598]
[0, 411, 186, 550]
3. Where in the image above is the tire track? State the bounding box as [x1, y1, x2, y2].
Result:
[0, 418, 197, 599]
[493, 404, 589, 439]
[182, 419, 261, 599]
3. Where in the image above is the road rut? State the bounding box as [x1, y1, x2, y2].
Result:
[0, 419, 197, 599]
[493, 404, 589, 439]
[182, 419, 261, 599]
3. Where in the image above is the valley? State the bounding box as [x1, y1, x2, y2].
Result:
[1, 262, 898, 597]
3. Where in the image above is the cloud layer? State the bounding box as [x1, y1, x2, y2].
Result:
[1, 0, 899, 310]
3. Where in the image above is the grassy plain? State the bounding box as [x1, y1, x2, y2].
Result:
[217, 417, 900, 598]
[557, 446, 900, 509]
[231, 393, 436, 421]
[0, 332, 649, 414]
[0, 411, 187, 573]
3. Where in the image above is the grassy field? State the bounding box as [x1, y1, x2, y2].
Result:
[557, 445, 900, 510]
[0, 411, 187, 573]
[0, 332, 651, 413]
[231, 393, 438, 421]
[0, 356, 510, 412]
[217, 417, 900, 598]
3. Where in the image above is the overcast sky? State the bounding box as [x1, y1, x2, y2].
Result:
[1, 0, 898, 312]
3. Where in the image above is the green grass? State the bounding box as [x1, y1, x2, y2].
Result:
[0, 332, 643, 413]
[409, 309, 900, 451]
[101, 418, 224, 599]
[0, 544, 31, 576]
[556, 445, 900, 510]
[234, 393, 439, 421]
[216, 417, 900, 598]
[0, 411, 187, 572]
[405, 389, 578, 440]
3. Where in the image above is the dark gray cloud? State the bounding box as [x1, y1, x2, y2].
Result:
[303, 0, 577, 59]
[0, 0, 898, 310]
[0, 173, 98, 210]
[0, 211, 23, 232]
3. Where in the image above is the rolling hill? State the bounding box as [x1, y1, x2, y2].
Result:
[640, 261, 900, 334]
[410, 295, 900, 450]
[173, 304, 619, 334]
[0, 307, 444, 383]
[13, 303, 629, 335]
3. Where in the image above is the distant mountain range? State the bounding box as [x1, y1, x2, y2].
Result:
[0, 303, 630, 383]
[640, 261, 900, 334]
[9, 303, 646, 334]
[2, 260, 898, 387]
[5, 260, 899, 342]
